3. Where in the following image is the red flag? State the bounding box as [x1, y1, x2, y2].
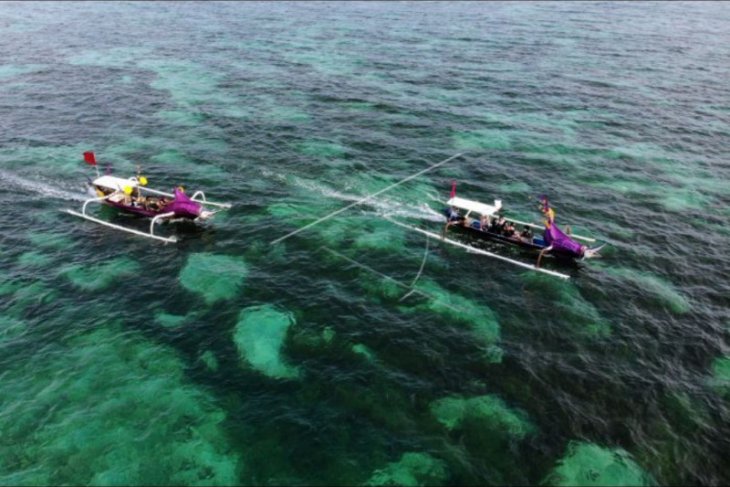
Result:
[449, 180, 456, 199]
[83, 151, 96, 166]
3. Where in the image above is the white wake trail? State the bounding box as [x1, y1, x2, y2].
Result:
[0, 170, 88, 202]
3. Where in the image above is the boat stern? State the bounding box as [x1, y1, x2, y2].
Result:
[166, 187, 205, 219]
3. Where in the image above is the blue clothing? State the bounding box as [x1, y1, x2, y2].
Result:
[446, 207, 463, 222]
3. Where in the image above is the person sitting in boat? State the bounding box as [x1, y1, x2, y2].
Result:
[490, 216, 506, 234]
[503, 221, 516, 238]
[520, 226, 533, 243]
[487, 216, 499, 233]
[446, 206, 464, 223]
[479, 214, 489, 231]
[468, 216, 484, 230]
[121, 187, 133, 206]
[443, 206, 465, 235]
[145, 196, 160, 211]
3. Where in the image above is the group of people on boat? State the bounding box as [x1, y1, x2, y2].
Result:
[96, 184, 173, 213]
[124, 188, 172, 211]
[446, 207, 534, 244]
[125, 193, 171, 212]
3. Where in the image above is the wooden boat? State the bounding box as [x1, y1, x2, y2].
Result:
[63, 151, 231, 243]
[441, 187, 605, 265]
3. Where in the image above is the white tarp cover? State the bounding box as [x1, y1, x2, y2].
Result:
[447, 197, 502, 216]
[92, 175, 138, 191]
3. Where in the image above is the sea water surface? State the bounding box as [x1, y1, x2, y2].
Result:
[1, 1, 729, 485]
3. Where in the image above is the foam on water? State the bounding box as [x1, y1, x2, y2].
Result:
[0, 169, 87, 202]
[282, 173, 443, 223]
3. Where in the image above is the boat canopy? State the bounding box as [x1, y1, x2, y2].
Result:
[447, 197, 502, 216]
[93, 175, 139, 191]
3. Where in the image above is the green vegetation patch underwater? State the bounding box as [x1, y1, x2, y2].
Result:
[430, 394, 534, 440]
[358, 275, 503, 362]
[522, 273, 612, 338]
[179, 253, 249, 305]
[709, 355, 730, 397]
[0, 325, 242, 485]
[364, 452, 448, 486]
[543, 441, 655, 486]
[61, 257, 141, 292]
[233, 304, 300, 379]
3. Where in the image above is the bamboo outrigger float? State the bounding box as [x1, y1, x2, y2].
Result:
[63, 152, 231, 243]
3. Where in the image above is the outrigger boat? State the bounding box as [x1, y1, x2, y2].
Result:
[385, 183, 606, 280]
[63, 151, 231, 243]
[437, 182, 605, 271]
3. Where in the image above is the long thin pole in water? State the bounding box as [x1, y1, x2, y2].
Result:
[319, 246, 465, 313]
[269, 153, 464, 245]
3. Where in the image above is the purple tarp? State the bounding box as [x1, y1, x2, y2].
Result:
[544, 222, 585, 257]
[165, 187, 202, 219]
[540, 196, 585, 258]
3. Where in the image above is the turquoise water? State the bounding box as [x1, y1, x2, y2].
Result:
[1, 1, 729, 485]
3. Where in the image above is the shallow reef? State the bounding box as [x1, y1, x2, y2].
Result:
[364, 452, 448, 486]
[233, 304, 300, 379]
[0, 325, 242, 485]
[179, 253, 248, 305]
[542, 441, 654, 486]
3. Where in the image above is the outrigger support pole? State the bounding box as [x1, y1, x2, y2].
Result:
[63, 193, 178, 244]
[150, 212, 176, 236]
[535, 245, 553, 269]
[64, 209, 178, 244]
